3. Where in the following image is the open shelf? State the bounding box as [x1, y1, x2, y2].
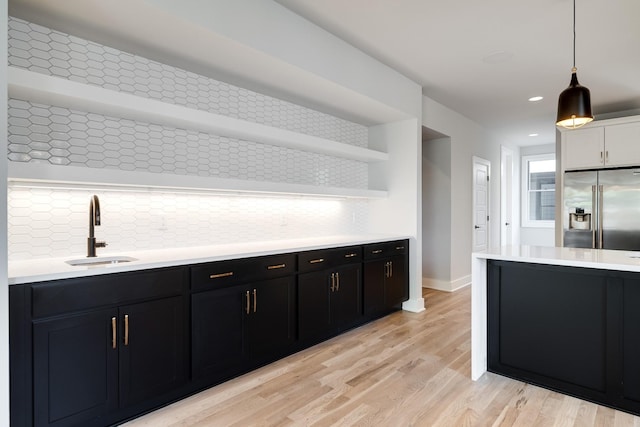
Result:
[7, 67, 388, 163]
[8, 163, 387, 199]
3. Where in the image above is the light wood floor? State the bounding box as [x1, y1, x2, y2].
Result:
[122, 288, 640, 427]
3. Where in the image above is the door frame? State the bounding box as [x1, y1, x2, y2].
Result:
[472, 156, 491, 251]
[500, 146, 514, 246]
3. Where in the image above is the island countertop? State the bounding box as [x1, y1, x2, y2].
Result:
[471, 245, 640, 381]
[474, 245, 640, 273]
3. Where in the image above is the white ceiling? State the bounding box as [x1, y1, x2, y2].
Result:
[274, 0, 640, 145]
[8, 0, 640, 146]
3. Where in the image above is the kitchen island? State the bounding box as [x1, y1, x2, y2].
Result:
[472, 245, 640, 415]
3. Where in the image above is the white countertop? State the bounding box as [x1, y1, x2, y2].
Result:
[9, 235, 408, 285]
[473, 245, 640, 273]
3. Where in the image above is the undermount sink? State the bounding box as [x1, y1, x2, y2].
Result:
[65, 256, 138, 266]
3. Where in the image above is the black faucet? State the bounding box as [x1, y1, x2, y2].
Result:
[88, 195, 107, 257]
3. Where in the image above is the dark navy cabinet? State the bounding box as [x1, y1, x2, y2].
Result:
[191, 254, 296, 384]
[20, 267, 188, 427]
[10, 240, 410, 426]
[487, 260, 640, 416]
[363, 240, 409, 316]
[298, 246, 363, 343]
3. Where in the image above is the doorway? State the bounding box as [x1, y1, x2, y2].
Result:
[472, 156, 491, 252]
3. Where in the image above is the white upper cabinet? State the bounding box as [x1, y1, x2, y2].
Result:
[604, 122, 640, 167]
[563, 127, 605, 170]
[561, 117, 640, 171]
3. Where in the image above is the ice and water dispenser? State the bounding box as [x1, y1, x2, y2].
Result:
[568, 208, 591, 231]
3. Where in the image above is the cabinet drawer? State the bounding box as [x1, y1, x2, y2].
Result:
[191, 253, 296, 292]
[298, 246, 362, 273]
[363, 240, 408, 260]
[32, 267, 187, 319]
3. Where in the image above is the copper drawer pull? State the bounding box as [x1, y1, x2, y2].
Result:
[111, 317, 117, 349]
[344, 253, 358, 258]
[245, 291, 250, 314]
[371, 250, 383, 254]
[210, 271, 234, 279]
[309, 258, 324, 264]
[395, 246, 405, 250]
[124, 314, 129, 346]
[267, 263, 286, 270]
[253, 289, 257, 313]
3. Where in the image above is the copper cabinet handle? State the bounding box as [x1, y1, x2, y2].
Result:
[606, 151, 609, 163]
[330, 273, 335, 292]
[253, 289, 257, 313]
[372, 249, 383, 254]
[389, 261, 393, 278]
[267, 263, 286, 270]
[111, 317, 117, 349]
[344, 253, 358, 258]
[124, 314, 129, 346]
[395, 246, 405, 250]
[309, 258, 324, 264]
[336, 272, 340, 291]
[245, 291, 250, 314]
[210, 271, 234, 279]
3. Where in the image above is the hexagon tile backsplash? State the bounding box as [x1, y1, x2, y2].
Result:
[6, 16, 374, 260]
[8, 187, 369, 261]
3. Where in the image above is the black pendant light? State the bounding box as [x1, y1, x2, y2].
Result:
[556, 0, 593, 129]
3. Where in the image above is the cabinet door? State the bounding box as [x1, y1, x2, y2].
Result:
[330, 264, 362, 328]
[605, 122, 640, 167]
[33, 309, 118, 427]
[298, 270, 331, 341]
[563, 127, 605, 170]
[192, 286, 245, 380]
[386, 255, 408, 308]
[246, 277, 296, 360]
[488, 262, 608, 396]
[622, 277, 640, 408]
[363, 260, 385, 316]
[119, 296, 186, 408]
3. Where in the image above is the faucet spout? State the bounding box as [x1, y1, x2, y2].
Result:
[88, 195, 107, 257]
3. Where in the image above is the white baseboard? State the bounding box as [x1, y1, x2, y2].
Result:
[422, 275, 471, 292]
[402, 297, 425, 313]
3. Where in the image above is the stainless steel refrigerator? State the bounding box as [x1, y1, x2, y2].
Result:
[564, 168, 640, 250]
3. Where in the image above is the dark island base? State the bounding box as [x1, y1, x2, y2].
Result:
[487, 260, 640, 416]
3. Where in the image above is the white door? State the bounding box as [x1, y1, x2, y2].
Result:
[500, 146, 514, 246]
[473, 156, 491, 252]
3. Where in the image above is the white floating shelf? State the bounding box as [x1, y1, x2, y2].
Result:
[7, 67, 388, 163]
[8, 163, 388, 199]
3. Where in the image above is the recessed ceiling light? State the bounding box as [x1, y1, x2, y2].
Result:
[529, 133, 539, 137]
[528, 96, 543, 102]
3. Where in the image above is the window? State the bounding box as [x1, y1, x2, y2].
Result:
[521, 153, 555, 227]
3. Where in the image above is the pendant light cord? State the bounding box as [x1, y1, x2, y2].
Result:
[572, 0, 576, 70]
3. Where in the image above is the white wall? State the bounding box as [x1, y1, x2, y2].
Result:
[1, 1, 10, 424]
[520, 143, 556, 247]
[422, 137, 452, 289]
[422, 95, 517, 291]
[369, 119, 425, 312]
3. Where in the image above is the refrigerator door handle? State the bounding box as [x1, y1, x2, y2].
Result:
[598, 184, 604, 249]
[592, 185, 597, 249]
